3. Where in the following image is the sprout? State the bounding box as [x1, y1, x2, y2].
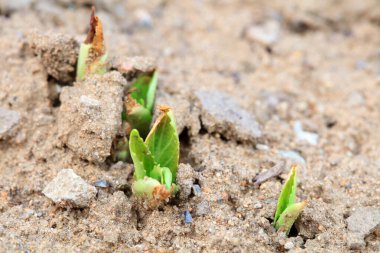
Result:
[125, 71, 158, 138]
[76, 7, 108, 81]
[273, 165, 307, 235]
[129, 105, 179, 203]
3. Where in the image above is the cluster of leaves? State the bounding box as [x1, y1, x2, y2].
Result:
[112, 71, 158, 162]
[273, 165, 307, 235]
[129, 106, 179, 202]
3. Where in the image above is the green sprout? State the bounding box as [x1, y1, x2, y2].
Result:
[125, 71, 158, 138]
[76, 7, 108, 81]
[129, 105, 179, 202]
[273, 165, 307, 235]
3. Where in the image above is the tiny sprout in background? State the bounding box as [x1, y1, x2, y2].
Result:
[273, 165, 307, 235]
[125, 71, 158, 138]
[76, 7, 108, 81]
[129, 105, 179, 204]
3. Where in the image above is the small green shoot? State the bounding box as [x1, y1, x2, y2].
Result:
[125, 71, 158, 138]
[76, 7, 108, 81]
[273, 165, 307, 235]
[129, 105, 179, 203]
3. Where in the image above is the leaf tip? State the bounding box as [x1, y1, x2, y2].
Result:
[159, 105, 171, 113]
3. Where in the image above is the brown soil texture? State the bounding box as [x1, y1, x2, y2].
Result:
[1, 0, 380, 252]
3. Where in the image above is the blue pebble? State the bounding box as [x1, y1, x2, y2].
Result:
[94, 179, 110, 188]
[184, 210, 193, 224]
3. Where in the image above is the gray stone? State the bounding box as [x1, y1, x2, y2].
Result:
[195, 91, 262, 143]
[346, 207, 380, 250]
[43, 169, 97, 208]
[284, 241, 294, 250]
[0, 108, 20, 139]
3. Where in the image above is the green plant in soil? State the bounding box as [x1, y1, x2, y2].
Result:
[273, 165, 307, 235]
[113, 71, 158, 162]
[76, 7, 108, 81]
[129, 105, 179, 203]
[125, 71, 158, 138]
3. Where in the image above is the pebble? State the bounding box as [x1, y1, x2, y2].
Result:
[134, 9, 153, 28]
[254, 202, 263, 209]
[256, 144, 269, 151]
[192, 184, 202, 196]
[284, 241, 294, 250]
[0, 107, 20, 139]
[246, 20, 281, 46]
[278, 150, 306, 166]
[293, 121, 319, 145]
[184, 210, 193, 224]
[94, 179, 110, 188]
[42, 169, 97, 208]
[196, 91, 262, 143]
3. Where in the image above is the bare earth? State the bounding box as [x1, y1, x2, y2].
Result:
[0, 0, 379, 252]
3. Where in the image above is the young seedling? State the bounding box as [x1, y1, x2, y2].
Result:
[129, 105, 179, 203]
[76, 7, 108, 81]
[125, 71, 158, 138]
[273, 165, 307, 235]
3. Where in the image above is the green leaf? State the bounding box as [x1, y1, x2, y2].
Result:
[129, 129, 155, 180]
[129, 71, 158, 113]
[150, 164, 163, 182]
[162, 167, 172, 190]
[274, 202, 307, 235]
[145, 107, 179, 181]
[145, 71, 158, 112]
[274, 165, 297, 224]
[125, 97, 153, 138]
[76, 43, 91, 81]
[132, 177, 161, 198]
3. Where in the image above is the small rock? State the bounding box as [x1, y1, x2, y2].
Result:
[284, 241, 294, 250]
[256, 144, 269, 151]
[346, 207, 380, 250]
[254, 202, 263, 209]
[176, 163, 195, 200]
[184, 210, 193, 224]
[192, 184, 202, 196]
[195, 200, 210, 216]
[94, 179, 110, 188]
[246, 20, 280, 46]
[278, 150, 306, 166]
[134, 9, 153, 28]
[293, 121, 319, 145]
[0, 108, 20, 140]
[43, 169, 97, 208]
[196, 91, 262, 143]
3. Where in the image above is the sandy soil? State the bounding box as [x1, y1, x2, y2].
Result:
[0, 0, 379, 252]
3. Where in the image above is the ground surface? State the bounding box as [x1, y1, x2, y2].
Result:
[0, 0, 380, 252]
